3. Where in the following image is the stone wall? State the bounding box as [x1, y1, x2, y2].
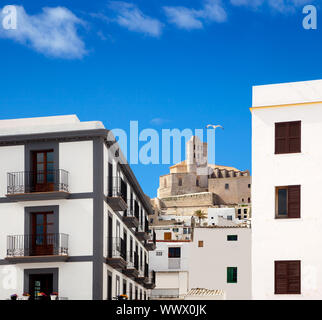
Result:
[208, 175, 251, 205]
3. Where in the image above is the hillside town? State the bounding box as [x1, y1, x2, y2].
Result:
[0, 79, 321, 300]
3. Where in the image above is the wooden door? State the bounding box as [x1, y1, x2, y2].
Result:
[32, 150, 54, 192]
[31, 212, 54, 256]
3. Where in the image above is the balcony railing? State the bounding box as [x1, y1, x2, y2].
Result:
[108, 177, 127, 201]
[7, 233, 69, 257]
[7, 170, 69, 194]
[106, 177, 128, 211]
[108, 237, 126, 260]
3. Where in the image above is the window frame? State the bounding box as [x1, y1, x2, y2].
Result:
[275, 121, 301, 155]
[227, 267, 238, 283]
[168, 247, 181, 258]
[227, 235, 238, 241]
[275, 185, 301, 219]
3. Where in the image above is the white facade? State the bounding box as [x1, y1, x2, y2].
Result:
[190, 227, 251, 300]
[252, 79, 322, 299]
[0, 115, 154, 300]
[149, 240, 190, 299]
[207, 208, 238, 225]
[150, 225, 251, 300]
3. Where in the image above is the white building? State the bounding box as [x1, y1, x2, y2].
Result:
[190, 227, 251, 300]
[252, 79, 322, 299]
[207, 207, 238, 225]
[0, 115, 155, 300]
[149, 225, 251, 300]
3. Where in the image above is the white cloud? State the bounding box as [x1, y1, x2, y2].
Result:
[164, 0, 227, 30]
[230, 0, 313, 13]
[0, 6, 86, 59]
[108, 1, 163, 37]
[163, 7, 203, 30]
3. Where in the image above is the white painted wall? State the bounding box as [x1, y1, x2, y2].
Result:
[59, 141, 93, 193]
[207, 208, 238, 225]
[149, 241, 190, 272]
[0, 262, 93, 300]
[252, 100, 322, 299]
[0, 145, 24, 197]
[190, 227, 251, 300]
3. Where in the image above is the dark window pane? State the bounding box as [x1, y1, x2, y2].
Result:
[47, 152, 54, 162]
[278, 188, 287, 216]
[37, 153, 44, 162]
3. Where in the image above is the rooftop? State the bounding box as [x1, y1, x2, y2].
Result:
[252, 79, 322, 108]
[0, 115, 104, 136]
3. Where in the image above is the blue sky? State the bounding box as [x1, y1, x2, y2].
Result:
[0, 0, 321, 197]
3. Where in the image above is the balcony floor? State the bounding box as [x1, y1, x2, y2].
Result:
[6, 191, 70, 202]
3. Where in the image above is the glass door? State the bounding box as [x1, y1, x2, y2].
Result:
[31, 212, 54, 256]
[32, 150, 54, 192]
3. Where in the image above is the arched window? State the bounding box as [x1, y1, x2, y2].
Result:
[178, 178, 182, 186]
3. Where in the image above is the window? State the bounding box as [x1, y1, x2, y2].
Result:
[227, 267, 237, 283]
[168, 247, 181, 258]
[275, 261, 301, 294]
[248, 184, 251, 188]
[227, 235, 238, 241]
[244, 209, 247, 214]
[196, 179, 199, 187]
[227, 215, 232, 221]
[164, 232, 172, 240]
[225, 183, 229, 190]
[172, 228, 179, 233]
[237, 209, 241, 214]
[276, 185, 300, 218]
[198, 241, 204, 247]
[275, 121, 301, 154]
[178, 178, 182, 186]
[248, 197, 251, 203]
[244, 215, 247, 219]
[156, 251, 162, 256]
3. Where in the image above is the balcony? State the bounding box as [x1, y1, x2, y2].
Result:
[135, 269, 146, 285]
[6, 233, 69, 263]
[123, 199, 140, 228]
[106, 237, 127, 270]
[136, 218, 150, 242]
[145, 270, 156, 290]
[123, 252, 139, 279]
[145, 230, 156, 251]
[6, 170, 69, 201]
[106, 177, 128, 211]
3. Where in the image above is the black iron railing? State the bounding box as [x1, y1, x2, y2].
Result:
[7, 233, 69, 257]
[134, 251, 139, 270]
[144, 263, 149, 278]
[7, 170, 69, 194]
[108, 237, 126, 260]
[152, 230, 156, 244]
[145, 218, 149, 233]
[107, 176, 127, 202]
[125, 199, 140, 219]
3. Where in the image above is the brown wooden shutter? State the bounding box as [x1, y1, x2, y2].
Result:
[288, 121, 301, 153]
[275, 121, 301, 154]
[275, 122, 288, 154]
[288, 185, 300, 218]
[287, 261, 301, 294]
[275, 261, 288, 294]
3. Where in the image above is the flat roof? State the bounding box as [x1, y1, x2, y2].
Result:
[252, 79, 322, 109]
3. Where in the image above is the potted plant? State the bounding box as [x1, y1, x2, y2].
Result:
[50, 292, 58, 300]
[22, 293, 30, 300]
[10, 294, 18, 300]
[38, 292, 47, 301]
